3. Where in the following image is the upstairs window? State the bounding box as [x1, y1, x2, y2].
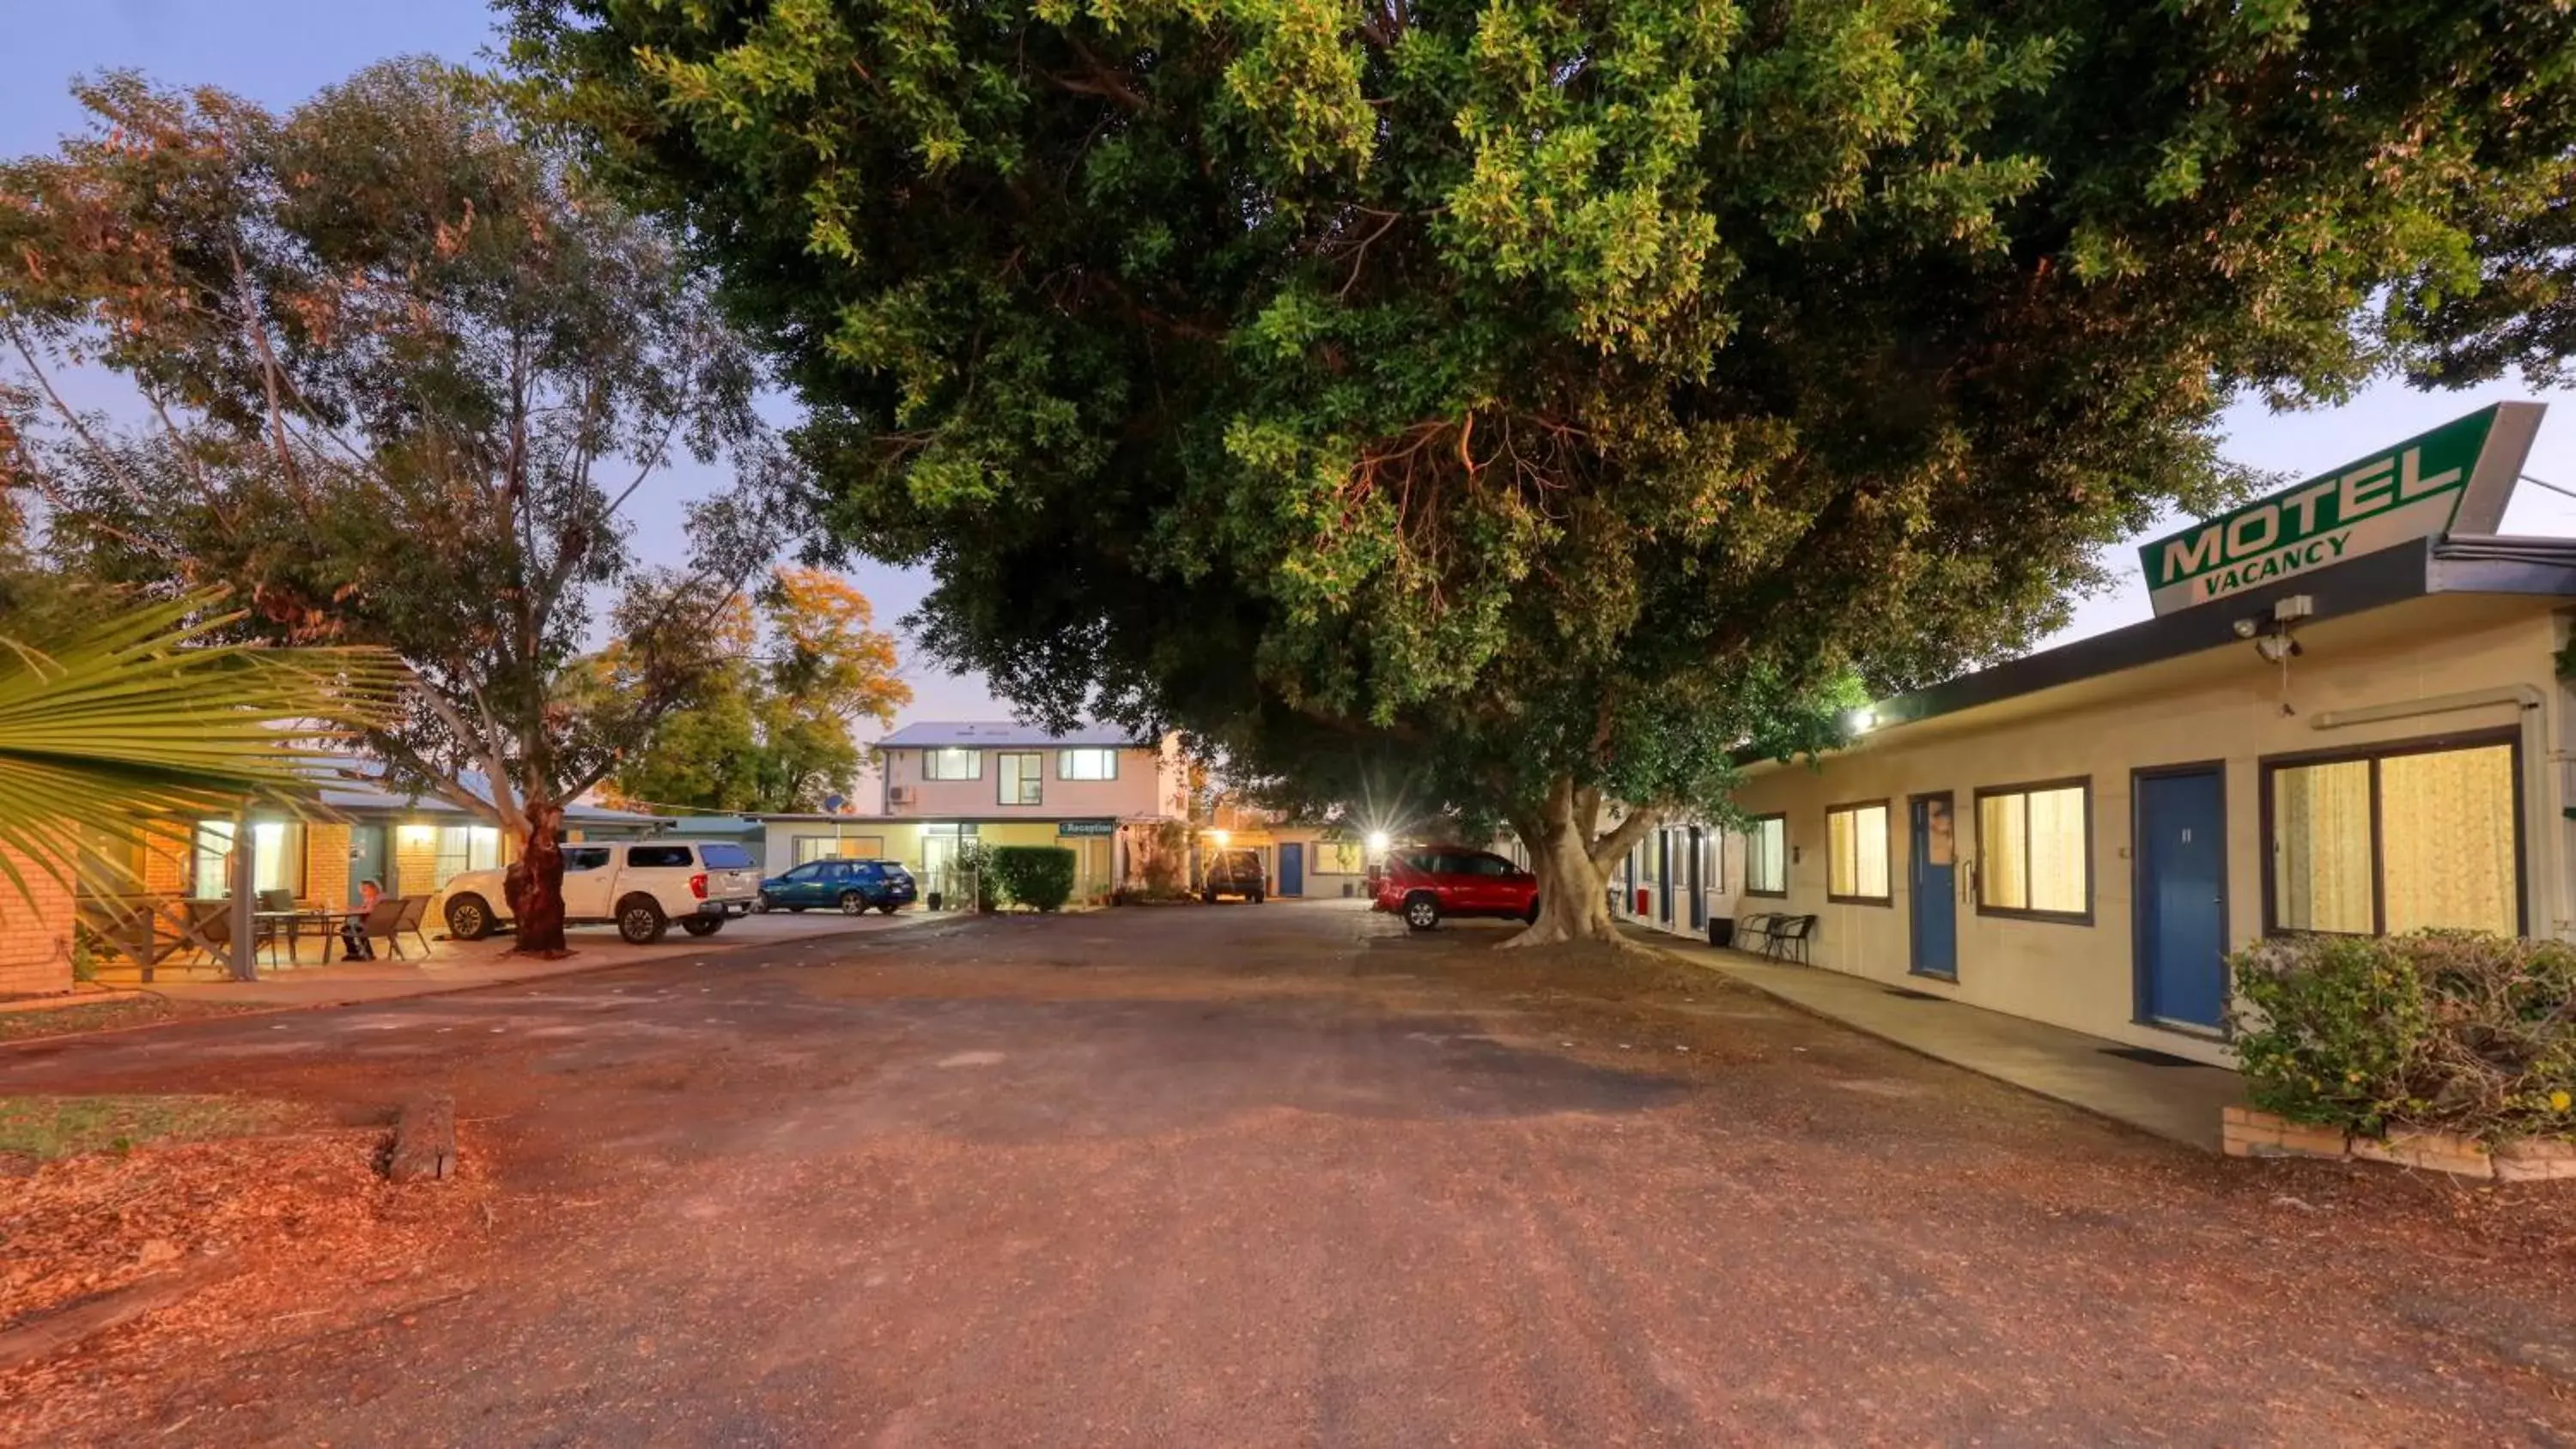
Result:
[1058, 749, 1120, 780]
[923, 748, 981, 780]
[998, 751, 1044, 805]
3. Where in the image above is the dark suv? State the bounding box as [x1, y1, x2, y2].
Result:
[758, 858, 919, 915]
[1201, 848, 1268, 904]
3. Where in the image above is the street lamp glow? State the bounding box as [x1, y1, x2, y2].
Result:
[1365, 830, 1390, 852]
[1844, 707, 1876, 736]
[1208, 828, 1230, 846]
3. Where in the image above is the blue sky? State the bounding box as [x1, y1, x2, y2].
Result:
[15, 0, 2576, 719]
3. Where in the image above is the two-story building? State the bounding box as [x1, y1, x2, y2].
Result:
[750, 722, 1190, 905]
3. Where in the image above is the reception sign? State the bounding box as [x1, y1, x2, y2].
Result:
[2139, 403, 2543, 615]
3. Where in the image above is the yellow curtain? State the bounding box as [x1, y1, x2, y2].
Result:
[2026, 787, 2087, 913]
[1979, 794, 2026, 909]
[2382, 745, 2516, 935]
[2275, 760, 2374, 932]
[1856, 805, 1890, 897]
[1829, 809, 1856, 894]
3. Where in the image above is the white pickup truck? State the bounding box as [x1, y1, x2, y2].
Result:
[438, 840, 762, 945]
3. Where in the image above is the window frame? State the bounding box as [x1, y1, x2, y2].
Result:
[1742, 814, 1789, 898]
[921, 748, 982, 781]
[1824, 798, 1894, 906]
[1056, 748, 1121, 781]
[1971, 776, 2094, 925]
[2258, 727, 2524, 939]
[996, 750, 1045, 806]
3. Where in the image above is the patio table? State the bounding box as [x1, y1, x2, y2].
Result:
[253, 908, 362, 966]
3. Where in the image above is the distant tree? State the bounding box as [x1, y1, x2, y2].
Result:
[0, 61, 803, 954]
[511, 0, 2576, 944]
[607, 567, 910, 813]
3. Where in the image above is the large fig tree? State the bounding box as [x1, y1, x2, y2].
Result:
[510, 0, 2576, 943]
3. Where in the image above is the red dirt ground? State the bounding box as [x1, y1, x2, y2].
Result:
[1, 901, 2571, 1446]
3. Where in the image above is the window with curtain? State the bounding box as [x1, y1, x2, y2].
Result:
[2269, 739, 2516, 937]
[998, 751, 1043, 804]
[1977, 781, 2089, 919]
[1057, 749, 1120, 780]
[1744, 815, 1789, 895]
[922, 748, 981, 780]
[1826, 802, 1892, 903]
[431, 825, 501, 887]
[190, 821, 305, 896]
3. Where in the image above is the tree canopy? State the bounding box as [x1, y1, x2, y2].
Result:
[509, 0, 2576, 939]
[605, 567, 911, 814]
[1, 59, 804, 952]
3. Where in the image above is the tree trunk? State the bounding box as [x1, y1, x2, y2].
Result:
[504, 798, 569, 958]
[1499, 779, 1661, 949]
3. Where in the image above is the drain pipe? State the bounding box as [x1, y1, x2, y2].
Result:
[2309, 684, 2559, 938]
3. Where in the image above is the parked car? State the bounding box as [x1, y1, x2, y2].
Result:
[1372, 845, 1540, 931]
[1201, 847, 1268, 904]
[439, 839, 761, 945]
[758, 858, 918, 915]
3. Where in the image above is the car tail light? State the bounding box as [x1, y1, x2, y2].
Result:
[690, 872, 708, 900]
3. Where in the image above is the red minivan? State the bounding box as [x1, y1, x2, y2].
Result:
[1372, 845, 1540, 931]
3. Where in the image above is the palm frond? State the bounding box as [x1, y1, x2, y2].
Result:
[0, 591, 409, 906]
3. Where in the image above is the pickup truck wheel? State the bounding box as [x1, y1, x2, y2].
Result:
[445, 894, 495, 942]
[1403, 892, 1442, 931]
[1522, 897, 1541, 925]
[617, 895, 668, 944]
[838, 890, 869, 916]
[680, 917, 723, 937]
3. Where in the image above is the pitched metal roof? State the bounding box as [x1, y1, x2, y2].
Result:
[312, 761, 671, 827]
[877, 720, 1151, 749]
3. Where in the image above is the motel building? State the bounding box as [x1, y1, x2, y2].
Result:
[1611, 401, 2576, 1067]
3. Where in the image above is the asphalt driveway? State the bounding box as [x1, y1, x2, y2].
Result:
[3, 900, 2572, 1446]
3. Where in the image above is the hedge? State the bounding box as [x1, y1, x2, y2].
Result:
[989, 846, 1078, 912]
[2228, 931, 2576, 1143]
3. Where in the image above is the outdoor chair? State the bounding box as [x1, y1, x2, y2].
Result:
[179, 899, 281, 971]
[1765, 914, 1818, 965]
[256, 887, 297, 912]
[1735, 912, 1782, 955]
[353, 896, 411, 960]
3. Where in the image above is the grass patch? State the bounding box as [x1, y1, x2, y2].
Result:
[0, 1094, 309, 1162]
[0, 996, 258, 1044]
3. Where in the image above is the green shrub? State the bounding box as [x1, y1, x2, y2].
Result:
[2229, 931, 2576, 1143]
[990, 846, 1077, 912]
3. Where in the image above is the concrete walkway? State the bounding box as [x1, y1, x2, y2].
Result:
[106, 910, 944, 1010]
[1631, 929, 2245, 1150]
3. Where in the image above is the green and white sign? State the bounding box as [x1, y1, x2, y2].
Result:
[1057, 819, 1118, 838]
[2138, 403, 2544, 615]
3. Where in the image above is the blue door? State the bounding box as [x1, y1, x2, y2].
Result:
[348, 824, 387, 908]
[2138, 769, 2228, 1031]
[1909, 795, 1958, 979]
[1279, 843, 1304, 898]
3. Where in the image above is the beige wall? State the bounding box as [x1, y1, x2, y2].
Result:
[881, 737, 1188, 821]
[1691, 600, 2571, 1068]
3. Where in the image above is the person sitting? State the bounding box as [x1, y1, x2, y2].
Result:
[341, 879, 383, 961]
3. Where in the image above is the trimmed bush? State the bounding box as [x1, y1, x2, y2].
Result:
[2229, 931, 2576, 1143]
[990, 846, 1078, 912]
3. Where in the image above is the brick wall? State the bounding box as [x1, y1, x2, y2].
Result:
[304, 823, 351, 908]
[0, 846, 76, 996]
[392, 829, 438, 900]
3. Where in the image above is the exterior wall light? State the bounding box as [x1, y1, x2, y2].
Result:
[1844, 707, 1876, 736]
[1365, 831, 1391, 852]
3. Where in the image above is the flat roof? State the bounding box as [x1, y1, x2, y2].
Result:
[1862, 533, 2576, 739]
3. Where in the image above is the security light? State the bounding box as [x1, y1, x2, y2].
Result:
[1365, 831, 1391, 852]
[1844, 707, 1876, 736]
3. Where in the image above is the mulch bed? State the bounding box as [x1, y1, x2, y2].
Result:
[0, 1125, 489, 1443]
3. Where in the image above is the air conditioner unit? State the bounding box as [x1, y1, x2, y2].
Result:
[888, 786, 915, 806]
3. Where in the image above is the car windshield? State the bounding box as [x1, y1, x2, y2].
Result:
[698, 843, 754, 870]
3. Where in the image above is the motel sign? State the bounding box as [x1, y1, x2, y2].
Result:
[2139, 403, 2544, 615]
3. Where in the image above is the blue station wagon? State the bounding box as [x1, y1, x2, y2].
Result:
[758, 858, 918, 915]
